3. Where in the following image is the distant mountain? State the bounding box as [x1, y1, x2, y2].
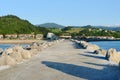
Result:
[38, 23, 65, 28]
[69, 25, 120, 31]
[81, 25, 120, 31]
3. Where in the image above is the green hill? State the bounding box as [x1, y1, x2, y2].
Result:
[60, 26, 120, 38]
[0, 15, 49, 36]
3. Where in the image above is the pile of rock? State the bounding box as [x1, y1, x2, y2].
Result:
[0, 48, 3, 55]
[0, 39, 64, 66]
[27, 40, 64, 51]
[94, 49, 107, 56]
[105, 48, 120, 64]
[0, 45, 32, 65]
[73, 39, 120, 65]
[74, 40, 100, 51]
[85, 44, 100, 51]
[94, 48, 120, 65]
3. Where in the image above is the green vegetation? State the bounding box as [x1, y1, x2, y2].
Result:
[0, 15, 50, 37]
[61, 26, 120, 38]
[48, 28, 62, 36]
[1, 15, 120, 38]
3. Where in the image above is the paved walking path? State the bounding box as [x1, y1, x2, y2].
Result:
[0, 40, 119, 80]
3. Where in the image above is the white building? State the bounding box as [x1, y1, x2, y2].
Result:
[47, 32, 57, 40]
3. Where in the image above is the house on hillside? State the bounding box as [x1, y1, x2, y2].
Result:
[0, 35, 3, 39]
[18, 34, 34, 40]
[5, 34, 17, 39]
[25, 34, 35, 39]
[96, 36, 115, 40]
[36, 34, 43, 40]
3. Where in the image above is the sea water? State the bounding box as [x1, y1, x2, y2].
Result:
[0, 44, 29, 50]
[90, 41, 120, 51]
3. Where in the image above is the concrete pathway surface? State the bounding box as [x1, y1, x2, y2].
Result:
[0, 40, 119, 80]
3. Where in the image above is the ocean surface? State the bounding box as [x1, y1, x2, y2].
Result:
[90, 41, 120, 51]
[0, 44, 29, 50]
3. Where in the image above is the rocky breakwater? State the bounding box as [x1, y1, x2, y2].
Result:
[0, 39, 64, 66]
[105, 48, 120, 64]
[94, 49, 107, 56]
[73, 39, 120, 68]
[73, 40, 100, 51]
[95, 48, 120, 65]
[0, 45, 32, 65]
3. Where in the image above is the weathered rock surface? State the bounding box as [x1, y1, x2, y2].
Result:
[0, 55, 16, 65]
[105, 48, 120, 64]
[74, 40, 100, 50]
[0, 39, 64, 66]
[21, 50, 31, 59]
[30, 42, 42, 51]
[0, 45, 31, 65]
[0, 48, 3, 55]
[3, 46, 23, 62]
[94, 49, 107, 56]
[80, 41, 89, 48]
[74, 39, 120, 68]
[85, 44, 100, 50]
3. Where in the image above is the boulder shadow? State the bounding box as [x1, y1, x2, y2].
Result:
[85, 51, 95, 54]
[42, 61, 120, 80]
[79, 54, 105, 60]
[83, 62, 119, 69]
[83, 62, 109, 67]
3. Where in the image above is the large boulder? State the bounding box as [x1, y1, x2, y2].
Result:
[74, 40, 100, 50]
[29, 49, 38, 56]
[0, 48, 3, 55]
[2, 47, 23, 62]
[105, 48, 116, 60]
[30, 42, 42, 51]
[1, 45, 32, 63]
[0, 40, 63, 66]
[14, 45, 32, 59]
[21, 50, 31, 59]
[75, 40, 81, 43]
[85, 44, 100, 51]
[0, 55, 16, 65]
[94, 49, 107, 56]
[80, 41, 89, 48]
[41, 42, 48, 49]
[24, 45, 31, 50]
[105, 48, 120, 64]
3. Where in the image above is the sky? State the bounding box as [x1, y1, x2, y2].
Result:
[1, 0, 120, 26]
